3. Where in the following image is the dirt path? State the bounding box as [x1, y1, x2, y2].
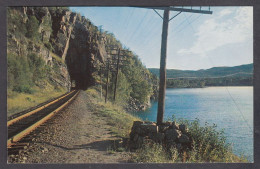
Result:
[9, 91, 131, 163]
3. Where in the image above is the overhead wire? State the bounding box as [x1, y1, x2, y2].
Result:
[125, 9, 149, 44]
[180, 11, 253, 133]
[133, 10, 157, 43]
[121, 8, 136, 40]
[142, 12, 197, 50]
[134, 12, 163, 47]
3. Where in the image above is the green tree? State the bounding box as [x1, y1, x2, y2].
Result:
[7, 53, 33, 93]
[26, 16, 40, 40]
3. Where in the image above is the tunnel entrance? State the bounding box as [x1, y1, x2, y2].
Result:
[69, 72, 94, 90]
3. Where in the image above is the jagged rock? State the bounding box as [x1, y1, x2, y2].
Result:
[165, 121, 172, 126]
[132, 121, 144, 130]
[179, 124, 188, 133]
[140, 123, 158, 133]
[126, 97, 150, 112]
[159, 125, 169, 133]
[134, 121, 144, 126]
[133, 134, 139, 142]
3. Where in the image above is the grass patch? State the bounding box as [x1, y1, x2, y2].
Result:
[7, 82, 66, 117]
[131, 142, 180, 163]
[85, 87, 140, 138]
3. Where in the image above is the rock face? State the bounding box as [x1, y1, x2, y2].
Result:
[8, 6, 158, 106]
[49, 9, 77, 61]
[66, 14, 107, 89]
[126, 97, 151, 112]
[8, 7, 108, 91]
[129, 121, 191, 150]
[47, 7, 108, 90]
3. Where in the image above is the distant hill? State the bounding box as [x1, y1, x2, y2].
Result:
[148, 63, 253, 79]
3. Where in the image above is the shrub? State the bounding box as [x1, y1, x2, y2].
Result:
[7, 53, 33, 93]
[177, 118, 232, 162]
[26, 16, 40, 41]
[44, 41, 53, 51]
[13, 84, 34, 94]
[27, 53, 49, 82]
[131, 142, 178, 163]
[7, 8, 27, 37]
[131, 116, 248, 163]
[8, 52, 51, 94]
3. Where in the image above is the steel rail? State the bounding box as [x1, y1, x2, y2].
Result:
[7, 90, 80, 148]
[7, 90, 75, 127]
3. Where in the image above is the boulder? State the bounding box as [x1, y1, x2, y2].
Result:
[159, 125, 169, 133]
[136, 136, 144, 148]
[165, 121, 172, 126]
[140, 123, 158, 133]
[153, 132, 165, 143]
[179, 124, 187, 133]
[165, 129, 180, 142]
[178, 134, 190, 144]
[133, 134, 139, 142]
[133, 121, 144, 128]
[131, 121, 143, 133]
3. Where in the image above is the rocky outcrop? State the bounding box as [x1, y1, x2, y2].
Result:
[126, 97, 151, 112]
[129, 121, 191, 151]
[66, 14, 107, 89]
[11, 7, 108, 91]
[8, 6, 157, 100]
[8, 7, 72, 91]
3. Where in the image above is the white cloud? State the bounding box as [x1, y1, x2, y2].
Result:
[218, 9, 232, 17]
[177, 7, 253, 56]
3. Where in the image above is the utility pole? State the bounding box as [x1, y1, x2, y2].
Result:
[141, 6, 213, 125]
[157, 8, 170, 125]
[104, 44, 130, 103]
[105, 60, 110, 103]
[100, 66, 103, 99]
[113, 48, 121, 101]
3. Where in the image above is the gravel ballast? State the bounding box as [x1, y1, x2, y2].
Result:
[8, 91, 131, 163]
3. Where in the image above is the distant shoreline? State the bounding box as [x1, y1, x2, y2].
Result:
[166, 85, 253, 89]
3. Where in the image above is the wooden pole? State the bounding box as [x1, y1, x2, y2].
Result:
[113, 48, 121, 101]
[100, 66, 102, 99]
[157, 8, 170, 125]
[105, 61, 110, 103]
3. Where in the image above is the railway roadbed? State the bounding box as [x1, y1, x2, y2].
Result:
[8, 90, 131, 163]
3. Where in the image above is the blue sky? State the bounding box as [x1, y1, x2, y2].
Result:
[70, 6, 253, 70]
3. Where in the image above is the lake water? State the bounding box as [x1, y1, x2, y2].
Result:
[131, 87, 253, 162]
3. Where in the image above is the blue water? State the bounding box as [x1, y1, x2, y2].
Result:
[131, 87, 253, 162]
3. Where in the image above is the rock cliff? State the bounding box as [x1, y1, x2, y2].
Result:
[8, 7, 108, 91]
[7, 7, 158, 111]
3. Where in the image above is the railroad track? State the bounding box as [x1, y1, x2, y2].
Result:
[7, 90, 80, 148]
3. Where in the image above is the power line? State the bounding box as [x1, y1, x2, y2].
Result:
[125, 10, 149, 44]
[179, 14, 253, 133]
[171, 14, 202, 37]
[142, 13, 196, 50]
[225, 87, 253, 133]
[134, 13, 162, 47]
[132, 10, 156, 44]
